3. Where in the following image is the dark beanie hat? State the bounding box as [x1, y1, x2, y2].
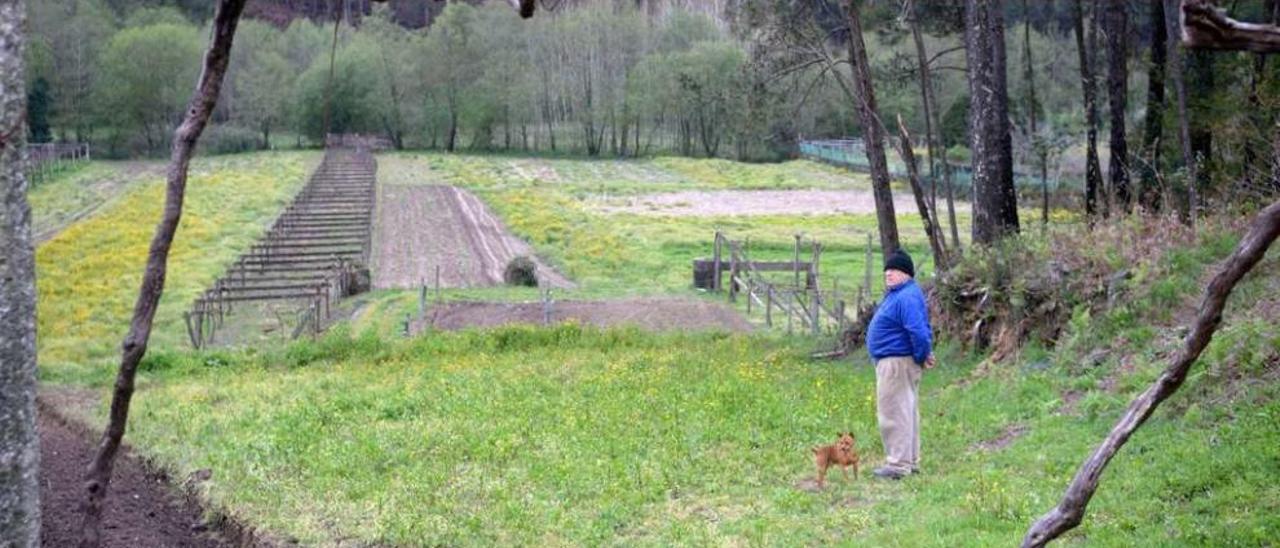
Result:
[885, 249, 915, 278]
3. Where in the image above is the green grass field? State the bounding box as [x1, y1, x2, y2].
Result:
[35, 151, 1280, 545]
[116, 261, 1280, 545]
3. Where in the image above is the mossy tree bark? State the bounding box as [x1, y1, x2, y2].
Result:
[0, 0, 40, 545]
[965, 0, 1019, 245]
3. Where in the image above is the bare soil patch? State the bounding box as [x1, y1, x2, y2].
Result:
[413, 297, 751, 333]
[970, 423, 1029, 452]
[38, 392, 228, 547]
[597, 189, 964, 217]
[374, 184, 572, 289]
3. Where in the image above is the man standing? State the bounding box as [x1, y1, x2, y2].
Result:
[867, 249, 935, 480]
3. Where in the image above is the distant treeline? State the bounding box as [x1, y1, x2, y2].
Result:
[28, 0, 805, 160]
[25, 0, 1280, 205]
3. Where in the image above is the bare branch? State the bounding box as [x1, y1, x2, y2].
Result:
[927, 45, 966, 67]
[79, 1, 248, 545]
[1022, 199, 1280, 547]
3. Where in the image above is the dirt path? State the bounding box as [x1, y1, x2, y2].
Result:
[374, 184, 572, 289]
[414, 297, 751, 333]
[38, 401, 227, 547]
[596, 189, 969, 217]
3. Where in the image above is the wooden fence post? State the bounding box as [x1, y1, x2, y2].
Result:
[713, 231, 723, 292]
[765, 285, 773, 327]
[728, 243, 738, 303]
[786, 291, 794, 335]
[418, 277, 426, 321]
[811, 241, 822, 290]
[542, 289, 553, 325]
[793, 233, 801, 289]
[836, 300, 846, 333]
[183, 312, 199, 349]
[811, 288, 821, 335]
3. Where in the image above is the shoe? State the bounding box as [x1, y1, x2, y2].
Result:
[872, 466, 906, 480]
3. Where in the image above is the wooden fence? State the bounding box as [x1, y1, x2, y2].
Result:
[184, 146, 376, 348]
[25, 142, 90, 183]
[699, 231, 877, 336]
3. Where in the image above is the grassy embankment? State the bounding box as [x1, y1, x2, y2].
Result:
[36, 151, 319, 385]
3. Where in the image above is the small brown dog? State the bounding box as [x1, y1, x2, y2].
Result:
[812, 432, 859, 488]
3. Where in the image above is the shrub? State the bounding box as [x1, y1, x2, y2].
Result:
[200, 125, 261, 155]
[503, 256, 539, 287]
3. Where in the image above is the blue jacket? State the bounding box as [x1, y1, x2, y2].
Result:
[867, 279, 933, 364]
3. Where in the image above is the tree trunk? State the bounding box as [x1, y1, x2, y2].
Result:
[1166, 0, 1197, 223]
[1141, 0, 1167, 211]
[79, 2, 248, 546]
[446, 107, 458, 153]
[966, 0, 1019, 245]
[1244, 49, 1265, 188]
[1075, 0, 1103, 219]
[504, 106, 511, 150]
[910, 11, 960, 252]
[1022, 0, 1046, 225]
[894, 115, 949, 271]
[844, 0, 900, 257]
[1022, 198, 1280, 547]
[1106, 0, 1131, 212]
[1188, 50, 1214, 196]
[0, 1, 41, 544]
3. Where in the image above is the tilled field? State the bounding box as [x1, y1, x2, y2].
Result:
[374, 185, 572, 289]
[413, 297, 752, 333]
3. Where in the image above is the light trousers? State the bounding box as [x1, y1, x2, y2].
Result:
[876, 356, 922, 473]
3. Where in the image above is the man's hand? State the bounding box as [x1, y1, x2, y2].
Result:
[924, 354, 936, 369]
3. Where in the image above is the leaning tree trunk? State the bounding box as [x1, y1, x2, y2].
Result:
[0, 1, 40, 545]
[1022, 199, 1280, 547]
[1074, 0, 1103, 219]
[79, 1, 248, 546]
[1141, 0, 1167, 211]
[966, 0, 1019, 245]
[894, 115, 949, 271]
[908, 11, 940, 219]
[845, 0, 900, 257]
[1105, 0, 1131, 212]
[910, 11, 961, 253]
